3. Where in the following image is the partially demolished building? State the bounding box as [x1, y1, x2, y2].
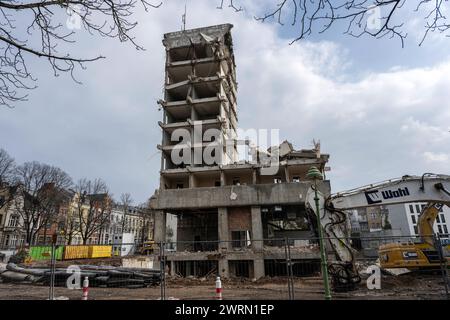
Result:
[150, 24, 331, 279]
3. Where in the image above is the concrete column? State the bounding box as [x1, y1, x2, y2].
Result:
[159, 175, 166, 190]
[251, 206, 265, 279]
[220, 170, 226, 186]
[252, 169, 258, 185]
[251, 206, 263, 250]
[284, 166, 291, 183]
[218, 207, 230, 250]
[218, 207, 230, 278]
[170, 260, 176, 276]
[189, 173, 195, 188]
[218, 259, 229, 278]
[154, 210, 166, 243]
[253, 259, 265, 280]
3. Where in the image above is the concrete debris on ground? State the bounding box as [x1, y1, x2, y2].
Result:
[0, 263, 161, 289]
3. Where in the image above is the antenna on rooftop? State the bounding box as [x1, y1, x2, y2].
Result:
[182, 3, 187, 31]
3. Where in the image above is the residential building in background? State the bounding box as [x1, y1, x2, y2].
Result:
[1, 185, 153, 248]
[103, 205, 155, 256]
[0, 186, 28, 249]
[388, 202, 450, 238]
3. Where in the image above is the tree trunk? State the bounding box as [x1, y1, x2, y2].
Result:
[43, 227, 47, 245]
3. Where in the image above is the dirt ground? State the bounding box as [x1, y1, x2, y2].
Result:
[0, 275, 447, 300]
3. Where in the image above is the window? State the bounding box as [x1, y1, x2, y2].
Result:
[231, 231, 249, 248]
[413, 225, 418, 235]
[415, 205, 421, 214]
[421, 204, 426, 211]
[411, 215, 416, 224]
[443, 225, 448, 235]
[409, 205, 414, 214]
[9, 234, 17, 247]
[437, 215, 441, 223]
[438, 225, 443, 234]
[8, 215, 19, 227]
[441, 214, 446, 223]
[293, 176, 300, 183]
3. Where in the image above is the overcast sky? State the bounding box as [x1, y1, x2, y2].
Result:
[1, 0, 449, 204]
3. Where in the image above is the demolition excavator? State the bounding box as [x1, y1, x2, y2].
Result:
[305, 173, 450, 291]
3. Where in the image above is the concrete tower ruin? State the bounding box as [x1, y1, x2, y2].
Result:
[151, 24, 331, 279]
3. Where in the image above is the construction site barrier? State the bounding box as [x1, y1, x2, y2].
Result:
[63, 246, 90, 260]
[88, 245, 112, 259]
[29, 246, 64, 261]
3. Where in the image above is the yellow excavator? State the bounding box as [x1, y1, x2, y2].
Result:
[379, 202, 450, 269]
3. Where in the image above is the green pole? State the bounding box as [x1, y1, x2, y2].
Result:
[307, 166, 332, 300]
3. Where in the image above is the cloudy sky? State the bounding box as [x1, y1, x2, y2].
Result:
[1, 0, 449, 204]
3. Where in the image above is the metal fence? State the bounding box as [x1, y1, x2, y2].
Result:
[0, 235, 449, 300]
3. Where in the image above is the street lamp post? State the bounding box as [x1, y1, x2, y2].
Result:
[307, 166, 332, 300]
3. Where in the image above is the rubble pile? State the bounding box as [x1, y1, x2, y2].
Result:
[0, 263, 161, 289]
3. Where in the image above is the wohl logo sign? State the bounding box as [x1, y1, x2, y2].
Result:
[365, 187, 410, 204]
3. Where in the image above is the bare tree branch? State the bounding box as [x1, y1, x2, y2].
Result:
[73, 177, 112, 244]
[0, 0, 162, 108]
[0, 148, 15, 186]
[219, 1, 450, 47]
[13, 161, 73, 244]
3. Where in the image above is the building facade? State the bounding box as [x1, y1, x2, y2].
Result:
[0, 186, 28, 249]
[99, 205, 154, 256]
[150, 24, 330, 279]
